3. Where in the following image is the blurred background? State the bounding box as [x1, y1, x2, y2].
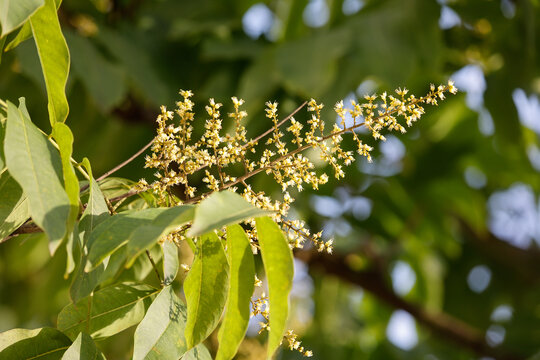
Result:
[1, 0, 540, 359]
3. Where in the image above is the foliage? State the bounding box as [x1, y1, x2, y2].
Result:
[1, 1, 540, 360]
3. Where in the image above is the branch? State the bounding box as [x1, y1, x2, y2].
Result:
[296, 250, 524, 360]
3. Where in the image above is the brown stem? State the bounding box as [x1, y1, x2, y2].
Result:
[146, 249, 162, 285]
[297, 250, 524, 360]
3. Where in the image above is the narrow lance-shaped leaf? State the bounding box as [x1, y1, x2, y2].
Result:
[29, 0, 69, 125]
[187, 190, 269, 237]
[125, 205, 194, 268]
[52, 122, 80, 239]
[255, 217, 294, 359]
[216, 225, 255, 360]
[184, 232, 230, 349]
[0, 327, 71, 360]
[58, 283, 157, 340]
[0, 0, 44, 37]
[133, 286, 189, 360]
[4, 98, 70, 251]
[162, 240, 179, 286]
[70, 158, 110, 302]
[61, 332, 105, 360]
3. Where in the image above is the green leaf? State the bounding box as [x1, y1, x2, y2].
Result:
[4, 22, 32, 51]
[85, 206, 193, 272]
[162, 241, 179, 286]
[70, 159, 110, 302]
[184, 232, 229, 349]
[60, 332, 105, 360]
[0, 171, 29, 240]
[0, 327, 71, 360]
[125, 205, 194, 268]
[4, 98, 70, 252]
[64, 31, 127, 112]
[187, 190, 268, 237]
[182, 344, 212, 360]
[52, 122, 80, 240]
[255, 217, 294, 359]
[57, 283, 157, 340]
[0, 36, 5, 64]
[84, 208, 168, 271]
[0, 0, 44, 37]
[216, 225, 255, 360]
[29, 0, 69, 125]
[133, 286, 189, 360]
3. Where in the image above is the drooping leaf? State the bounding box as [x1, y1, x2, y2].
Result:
[125, 205, 194, 268]
[52, 122, 80, 241]
[255, 217, 294, 359]
[29, 0, 69, 125]
[4, 22, 32, 51]
[133, 286, 189, 360]
[184, 232, 229, 349]
[0, 0, 44, 37]
[64, 31, 127, 112]
[57, 283, 157, 340]
[182, 344, 212, 360]
[187, 190, 268, 237]
[162, 240, 179, 286]
[0, 327, 71, 360]
[4, 98, 70, 252]
[70, 159, 110, 302]
[216, 225, 255, 360]
[0, 171, 29, 240]
[60, 332, 105, 360]
[84, 208, 168, 271]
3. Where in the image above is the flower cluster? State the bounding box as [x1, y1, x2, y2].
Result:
[140, 81, 457, 253]
[139, 81, 457, 357]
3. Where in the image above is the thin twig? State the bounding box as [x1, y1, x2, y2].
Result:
[146, 249, 162, 285]
[79, 139, 154, 193]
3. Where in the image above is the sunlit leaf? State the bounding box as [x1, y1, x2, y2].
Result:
[61, 332, 105, 360]
[133, 286, 189, 360]
[29, 0, 69, 125]
[0, 171, 29, 240]
[187, 190, 268, 237]
[184, 232, 229, 349]
[0, 327, 71, 359]
[182, 344, 212, 360]
[125, 205, 194, 268]
[4, 22, 32, 51]
[255, 217, 294, 359]
[52, 122, 79, 241]
[0, 0, 44, 37]
[4, 98, 70, 252]
[58, 283, 157, 340]
[216, 225, 255, 360]
[162, 241, 179, 286]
